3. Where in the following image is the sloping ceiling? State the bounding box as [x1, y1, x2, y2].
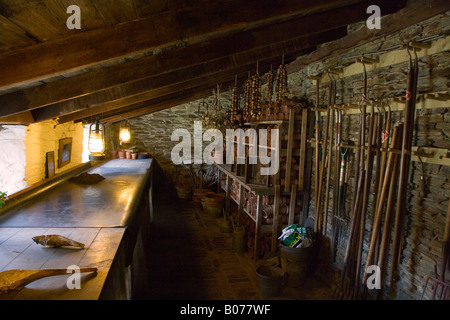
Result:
[0, 0, 446, 125]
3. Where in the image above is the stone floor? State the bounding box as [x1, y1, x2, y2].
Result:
[142, 196, 337, 300]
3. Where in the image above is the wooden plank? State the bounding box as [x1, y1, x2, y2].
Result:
[254, 194, 263, 261]
[298, 108, 309, 190]
[287, 0, 450, 72]
[0, 14, 38, 51]
[284, 108, 296, 192]
[288, 184, 297, 226]
[89, 0, 137, 25]
[0, 0, 72, 42]
[0, 111, 35, 124]
[301, 110, 315, 224]
[271, 185, 281, 252]
[225, 175, 232, 219]
[237, 184, 245, 227]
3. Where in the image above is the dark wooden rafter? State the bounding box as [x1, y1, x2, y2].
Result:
[28, 29, 342, 122]
[57, 53, 301, 125]
[0, 0, 422, 125]
[287, 0, 450, 72]
[0, 0, 361, 89]
[0, 0, 407, 122]
[0, 0, 380, 117]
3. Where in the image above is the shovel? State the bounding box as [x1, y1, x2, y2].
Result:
[330, 140, 352, 261]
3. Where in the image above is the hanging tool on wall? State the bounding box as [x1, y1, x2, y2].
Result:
[363, 122, 403, 297]
[375, 123, 403, 300]
[309, 75, 322, 223]
[334, 66, 368, 299]
[315, 73, 333, 235]
[353, 75, 376, 299]
[330, 136, 352, 261]
[389, 45, 419, 290]
[323, 71, 337, 236]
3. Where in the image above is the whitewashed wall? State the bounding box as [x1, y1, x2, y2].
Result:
[0, 125, 27, 194]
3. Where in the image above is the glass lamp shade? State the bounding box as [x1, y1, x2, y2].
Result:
[119, 127, 131, 143]
[88, 120, 106, 160]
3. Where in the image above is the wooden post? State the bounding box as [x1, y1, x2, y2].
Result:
[289, 183, 297, 225]
[302, 109, 314, 225]
[225, 175, 232, 218]
[298, 108, 308, 190]
[272, 185, 281, 252]
[237, 183, 245, 226]
[254, 194, 263, 261]
[285, 108, 296, 192]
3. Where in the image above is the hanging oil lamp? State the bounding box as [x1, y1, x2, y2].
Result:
[88, 118, 106, 160]
[119, 119, 131, 145]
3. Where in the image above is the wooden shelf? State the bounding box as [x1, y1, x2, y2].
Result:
[216, 100, 313, 261]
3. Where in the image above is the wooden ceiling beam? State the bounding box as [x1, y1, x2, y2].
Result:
[0, 111, 34, 125]
[0, 0, 358, 90]
[100, 88, 218, 124]
[29, 27, 342, 122]
[0, 0, 386, 118]
[54, 52, 303, 124]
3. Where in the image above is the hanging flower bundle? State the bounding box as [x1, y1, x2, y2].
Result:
[201, 84, 231, 133]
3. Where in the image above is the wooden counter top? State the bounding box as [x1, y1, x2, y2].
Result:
[0, 227, 125, 300]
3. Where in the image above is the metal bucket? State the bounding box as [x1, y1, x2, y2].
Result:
[256, 266, 284, 297]
[279, 244, 311, 287]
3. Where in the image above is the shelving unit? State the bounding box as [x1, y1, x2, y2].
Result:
[215, 100, 313, 260]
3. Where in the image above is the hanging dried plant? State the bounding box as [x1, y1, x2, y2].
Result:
[266, 68, 274, 102]
[276, 63, 288, 103]
[201, 84, 231, 134]
[230, 82, 240, 124]
[243, 76, 251, 122]
[250, 72, 262, 120]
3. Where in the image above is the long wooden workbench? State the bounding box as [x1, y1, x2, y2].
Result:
[0, 159, 154, 300]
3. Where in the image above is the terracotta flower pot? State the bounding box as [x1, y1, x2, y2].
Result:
[109, 150, 118, 159]
[118, 151, 125, 159]
[125, 151, 131, 159]
[131, 153, 137, 159]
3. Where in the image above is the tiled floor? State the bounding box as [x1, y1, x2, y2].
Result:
[143, 196, 337, 300]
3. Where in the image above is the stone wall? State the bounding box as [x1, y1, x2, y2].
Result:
[110, 12, 449, 299]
